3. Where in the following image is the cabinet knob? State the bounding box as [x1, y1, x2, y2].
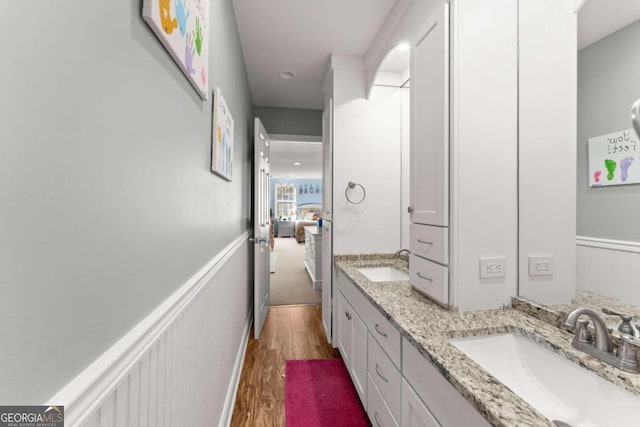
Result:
[407, 206, 414, 213]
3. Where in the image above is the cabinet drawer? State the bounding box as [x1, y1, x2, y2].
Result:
[402, 338, 490, 427]
[368, 333, 401, 421]
[410, 223, 448, 265]
[409, 255, 448, 306]
[361, 302, 401, 369]
[367, 373, 399, 427]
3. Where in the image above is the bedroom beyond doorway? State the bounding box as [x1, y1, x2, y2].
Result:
[270, 236, 321, 305]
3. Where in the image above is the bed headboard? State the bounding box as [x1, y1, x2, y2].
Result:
[297, 203, 322, 220]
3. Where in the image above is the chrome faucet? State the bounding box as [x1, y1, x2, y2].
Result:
[395, 248, 411, 262]
[564, 308, 612, 352]
[563, 307, 639, 373]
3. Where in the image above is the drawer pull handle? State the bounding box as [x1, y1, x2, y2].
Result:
[374, 324, 387, 337]
[417, 272, 433, 282]
[375, 363, 389, 383]
[374, 411, 383, 427]
[417, 238, 433, 247]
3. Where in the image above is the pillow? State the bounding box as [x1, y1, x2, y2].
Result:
[303, 212, 315, 220]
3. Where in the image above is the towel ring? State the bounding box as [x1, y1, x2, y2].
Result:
[345, 181, 366, 205]
[632, 98, 640, 138]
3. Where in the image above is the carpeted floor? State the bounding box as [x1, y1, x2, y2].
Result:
[270, 237, 322, 306]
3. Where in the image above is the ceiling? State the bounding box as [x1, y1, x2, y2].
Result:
[578, 0, 640, 50]
[232, 0, 640, 109]
[232, 0, 397, 110]
[269, 140, 322, 179]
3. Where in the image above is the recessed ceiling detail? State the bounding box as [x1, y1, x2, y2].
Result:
[278, 70, 296, 80]
[232, 0, 397, 109]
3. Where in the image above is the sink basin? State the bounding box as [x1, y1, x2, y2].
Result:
[357, 266, 408, 282]
[450, 333, 640, 426]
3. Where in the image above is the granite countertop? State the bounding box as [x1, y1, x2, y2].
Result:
[514, 292, 640, 341]
[334, 254, 640, 427]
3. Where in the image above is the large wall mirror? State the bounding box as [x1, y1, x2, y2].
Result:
[523, 0, 640, 324]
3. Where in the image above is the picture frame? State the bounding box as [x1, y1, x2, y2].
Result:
[588, 129, 639, 187]
[211, 88, 234, 181]
[142, 0, 210, 100]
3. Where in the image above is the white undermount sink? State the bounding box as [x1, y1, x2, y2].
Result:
[450, 333, 640, 426]
[357, 266, 408, 282]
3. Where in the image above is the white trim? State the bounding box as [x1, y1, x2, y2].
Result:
[574, 0, 588, 14]
[269, 133, 322, 143]
[576, 235, 640, 254]
[219, 309, 253, 427]
[46, 232, 250, 426]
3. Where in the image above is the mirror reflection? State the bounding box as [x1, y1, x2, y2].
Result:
[522, 0, 640, 332]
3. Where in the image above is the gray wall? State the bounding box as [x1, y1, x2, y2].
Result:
[0, 0, 253, 403]
[253, 106, 322, 135]
[577, 19, 640, 240]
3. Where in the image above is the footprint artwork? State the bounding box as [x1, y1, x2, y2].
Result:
[194, 16, 203, 55]
[604, 159, 617, 181]
[158, 0, 177, 35]
[620, 156, 634, 182]
[175, 0, 190, 37]
[184, 34, 196, 74]
[594, 170, 602, 183]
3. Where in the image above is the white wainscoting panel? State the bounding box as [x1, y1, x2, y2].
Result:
[47, 233, 253, 427]
[576, 236, 640, 305]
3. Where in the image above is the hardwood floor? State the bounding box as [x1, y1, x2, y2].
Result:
[230, 304, 340, 427]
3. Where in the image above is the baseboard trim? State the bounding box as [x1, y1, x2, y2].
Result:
[576, 236, 640, 254]
[219, 309, 253, 427]
[47, 232, 250, 426]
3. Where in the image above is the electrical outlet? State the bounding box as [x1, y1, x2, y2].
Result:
[529, 256, 554, 276]
[479, 257, 506, 279]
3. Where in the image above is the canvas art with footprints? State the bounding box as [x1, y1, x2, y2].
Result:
[143, 0, 209, 100]
[588, 129, 640, 187]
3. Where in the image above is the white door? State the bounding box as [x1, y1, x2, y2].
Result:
[321, 222, 333, 342]
[322, 99, 333, 220]
[254, 118, 271, 339]
[409, 3, 449, 227]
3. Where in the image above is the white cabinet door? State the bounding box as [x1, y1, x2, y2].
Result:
[401, 379, 439, 427]
[321, 223, 333, 343]
[409, 3, 449, 227]
[351, 311, 368, 403]
[322, 99, 333, 220]
[337, 291, 352, 367]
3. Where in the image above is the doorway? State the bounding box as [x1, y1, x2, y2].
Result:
[268, 135, 323, 306]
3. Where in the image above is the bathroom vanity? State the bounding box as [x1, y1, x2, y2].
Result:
[334, 254, 640, 427]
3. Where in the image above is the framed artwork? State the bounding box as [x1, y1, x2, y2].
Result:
[142, 0, 209, 100]
[211, 88, 234, 181]
[588, 129, 640, 187]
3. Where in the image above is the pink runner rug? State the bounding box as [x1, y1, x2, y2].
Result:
[285, 359, 370, 427]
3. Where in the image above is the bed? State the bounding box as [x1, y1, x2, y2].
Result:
[294, 204, 322, 243]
